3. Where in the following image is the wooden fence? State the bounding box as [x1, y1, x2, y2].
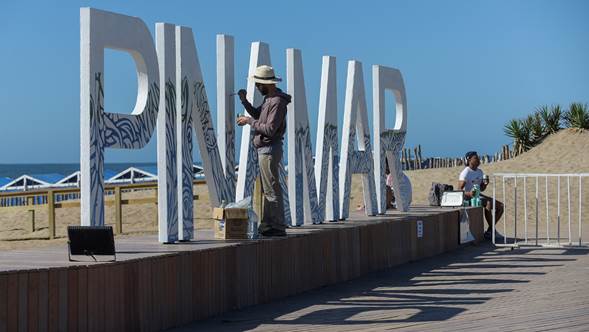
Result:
[401, 144, 515, 170]
[0, 180, 203, 239]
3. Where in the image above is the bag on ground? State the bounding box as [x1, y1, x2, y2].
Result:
[428, 182, 454, 206]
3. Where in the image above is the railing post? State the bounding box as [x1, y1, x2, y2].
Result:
[47, 190, 55, 239]
[545, 176, 550, 244]
[524, 176, 528, 244]
[115, 186, 122, 234]
[567, 176, 573, 245]
[502, 176, 506, 244]
[535, 176, 539, 246]
[492, 176, 496, 244]
[514, 177, 518, 245]
[579, 176, 583, 246]
[557, 176, 561, 244]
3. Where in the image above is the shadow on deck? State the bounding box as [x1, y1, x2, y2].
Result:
[179, 243, 589, 331]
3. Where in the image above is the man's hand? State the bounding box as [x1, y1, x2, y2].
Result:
[237, 89, 247, 103]
[236, 116, 250, 127]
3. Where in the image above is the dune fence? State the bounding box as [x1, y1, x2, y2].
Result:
[401, 144, 514, 170]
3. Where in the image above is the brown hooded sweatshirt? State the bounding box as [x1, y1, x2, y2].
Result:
[242, 89, 291, 152]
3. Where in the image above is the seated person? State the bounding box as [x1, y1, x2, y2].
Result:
[458, 151, 504, 240]
[385, 160, 396, 209]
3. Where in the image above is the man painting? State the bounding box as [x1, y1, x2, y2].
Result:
[237, 65, 291, 237]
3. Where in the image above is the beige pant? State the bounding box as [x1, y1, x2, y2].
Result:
[258, 149, 286, 232]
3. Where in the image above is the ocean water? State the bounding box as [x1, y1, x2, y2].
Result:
[0, 163, 157, 179]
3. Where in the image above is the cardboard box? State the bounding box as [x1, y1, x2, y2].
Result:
[212, 207, 249, 240]
[212, 207, 249, 220]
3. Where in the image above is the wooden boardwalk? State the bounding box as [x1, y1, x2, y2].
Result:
[177, 243, 589, 332]
[0, 207, 486, 331]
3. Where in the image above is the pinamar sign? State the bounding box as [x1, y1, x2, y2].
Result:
[80, 8, 413, 243]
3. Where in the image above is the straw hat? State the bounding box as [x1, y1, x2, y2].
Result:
[250, 65, 282, 84]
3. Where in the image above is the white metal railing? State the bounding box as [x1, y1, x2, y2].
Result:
[492, 173, 589, 248]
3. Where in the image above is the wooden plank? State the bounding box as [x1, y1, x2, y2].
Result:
[147, 258, 159, 331]
[27, 272, 39, 332]
[137, 259, 152, 331]
[58, 269, 68, 332]
[77, 268, 88, 332]
[17, 272, 28, 332]
[54, 201, 80, 209]
[112, 264, 124, 331]
[0, 274, 7, 332]
[203, 251, 211, 318]
[123, 261, 139, 332]
[163, 257, 173, 329]
[87, 267, 104, 332]
[177, 254, 191, 325]
[103, 265, 116, 332]
[192, 250, 206, 320]
[36, 271, 48, 332]
[6, 273, 18, 332]
[121, 197, 156, 205]
[67, 269, 78, 332]
[47, 270, 59, 332]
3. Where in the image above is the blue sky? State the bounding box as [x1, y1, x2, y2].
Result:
[0, 0, 588, 164]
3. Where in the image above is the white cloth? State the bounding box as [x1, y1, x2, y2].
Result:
[386, 173, 394, 188]
[459, 167, 484, 192]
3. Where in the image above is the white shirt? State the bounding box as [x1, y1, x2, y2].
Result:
[459, 167, 484, 192]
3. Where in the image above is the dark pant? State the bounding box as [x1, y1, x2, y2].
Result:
[465, 194, 504, 230]
[258, 149, 286, 232]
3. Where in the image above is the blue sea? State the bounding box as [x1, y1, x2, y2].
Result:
[0, 163, 157, 179]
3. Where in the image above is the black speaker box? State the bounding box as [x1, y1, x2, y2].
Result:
[67, 226, 116, 262]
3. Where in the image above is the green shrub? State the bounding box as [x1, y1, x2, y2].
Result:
[528, 112, 545, 142]
[537, 105, 562, 135]
[504, 118, 532, 155]
[504, 102, 586, 155]
[563, 102, 589, 129]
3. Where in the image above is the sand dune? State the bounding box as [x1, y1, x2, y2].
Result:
[1, 129, 587, 250]
[403, 129, 588, 204]
[396, 128, 589, 242]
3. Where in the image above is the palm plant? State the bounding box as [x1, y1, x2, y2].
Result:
[519, 116, 535, 151]
[564, 102, 589, 129]
[537, 104, 562, 135]
[504, 118, 531, 155]
[528, 112, 545, 143]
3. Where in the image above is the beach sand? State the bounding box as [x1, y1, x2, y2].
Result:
[0, 184, 213, 250]
[1, 128, 587, 250]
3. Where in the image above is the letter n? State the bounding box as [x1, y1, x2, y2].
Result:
[286, 49, 321, 225]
